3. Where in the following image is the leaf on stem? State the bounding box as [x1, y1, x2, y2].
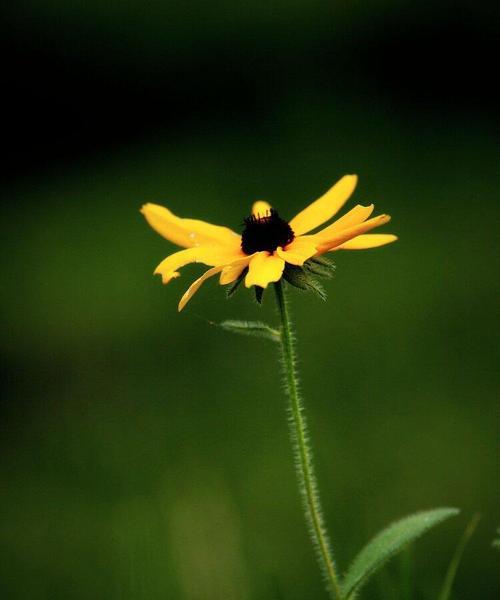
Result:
[217, 319, 281, 342]
[341, 507, 460, 599]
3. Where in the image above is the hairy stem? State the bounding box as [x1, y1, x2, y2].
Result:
[274, 280, 342, 599]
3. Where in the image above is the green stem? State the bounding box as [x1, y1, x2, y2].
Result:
[274, 280, 342, 600]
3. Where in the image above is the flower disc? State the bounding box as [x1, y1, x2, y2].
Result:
[241, 209, 294, 255]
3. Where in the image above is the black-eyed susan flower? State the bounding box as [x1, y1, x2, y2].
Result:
[141, 175, 397, 311]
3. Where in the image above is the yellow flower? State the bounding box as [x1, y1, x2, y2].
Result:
[141, 175, 397, 311]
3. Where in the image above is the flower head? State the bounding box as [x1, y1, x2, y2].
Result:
[141, 175, 397, 311]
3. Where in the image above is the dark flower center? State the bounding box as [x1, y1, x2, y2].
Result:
[241, 209, 294, 255]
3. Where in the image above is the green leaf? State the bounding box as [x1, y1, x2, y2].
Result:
[438, 513, 480, 600]
[342, 508, 460, 599]
[217, 319, 280, 342]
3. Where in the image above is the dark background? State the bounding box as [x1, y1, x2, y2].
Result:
[1, 2, 499, 599]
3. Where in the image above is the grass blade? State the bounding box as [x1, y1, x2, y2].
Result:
[493, 527, 500, 550]
[437, 513, 480, 600]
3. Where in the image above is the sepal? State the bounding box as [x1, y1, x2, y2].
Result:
[304, 256, 336, 279]
[226, 268, 247, 298]
[254, 286, 265, 304]
[283, 264, 327, 301]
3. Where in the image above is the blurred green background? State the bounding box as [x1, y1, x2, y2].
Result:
[1, 2, 499, 599]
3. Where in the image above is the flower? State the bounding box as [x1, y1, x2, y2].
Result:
[141, 175, 397, 311]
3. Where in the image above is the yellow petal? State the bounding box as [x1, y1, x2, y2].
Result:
[178, 266, 224, 311]
[245, 252, 285, 288]
[219, 261, 249, 285]
[252, 200, 272, 217]
[276, 236, 318, 266]
[337, 234, 398, 250]
[316, 204, 374, 240]
[289, 175, 358, 236]
[317, 214, 391, 254]
[178, 256, 251, 311]
[141, 203, 240, 249]
[154, 246, 244, 284]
